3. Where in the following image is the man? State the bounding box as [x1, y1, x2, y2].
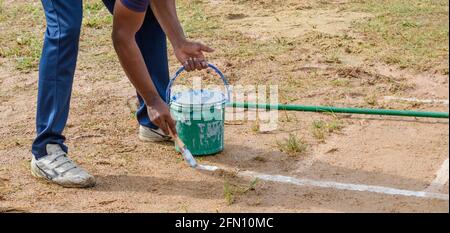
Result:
[31, 0, 213, 188]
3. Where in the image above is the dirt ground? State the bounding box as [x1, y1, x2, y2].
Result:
[0, 0, 449, 212]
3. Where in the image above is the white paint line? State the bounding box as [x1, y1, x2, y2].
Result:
[425, 158, 449, 193]
[197, 164, 449, 200]
[240, 171, 449, 201]
[196, 164, 220, 171]
[384, 96, 449, 105]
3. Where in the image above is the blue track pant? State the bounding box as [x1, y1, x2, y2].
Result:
[32, 0, 169, 158]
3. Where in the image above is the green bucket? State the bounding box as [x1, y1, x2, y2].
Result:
[166, 63, 230, 156]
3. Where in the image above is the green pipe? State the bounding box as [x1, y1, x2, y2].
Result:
[228, 102, 449, 119]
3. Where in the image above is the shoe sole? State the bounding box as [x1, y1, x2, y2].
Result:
[30, 163, 96, 189]
[138, 133, 170, 142]
[138, 134, 165, 142]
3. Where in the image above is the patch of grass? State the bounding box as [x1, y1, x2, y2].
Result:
[223, 178, 259, 206]
[311, 119, 344, 142]
[327, 119, 344, 132]
[347, 0, 449, 73]
[14, 33, 42, 71]
[364, 93, 378, 106]
[0, 2, 44, 72]
[245, 178, 259, 192]
[83, 1, 112, 29]
[223, 181, 235, 205]
[312, 122, 326, 141]
[277, 134, 308, 155]
[177, 0, 220, 38]
[300, 0, 448, 73]
[0, 0, 115, 73]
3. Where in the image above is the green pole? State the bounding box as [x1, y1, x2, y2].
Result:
[228, 102, 449, 119]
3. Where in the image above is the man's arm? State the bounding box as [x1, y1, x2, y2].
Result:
[150, 0, 185, 49]
[112, 0, 176, 135]
[150, 0, 214, 71]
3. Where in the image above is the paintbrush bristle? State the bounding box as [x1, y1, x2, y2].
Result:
[180, 146, 197, 168]
[171, 132, 197, 168]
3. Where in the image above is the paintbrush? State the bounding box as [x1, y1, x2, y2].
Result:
[169, 129, 197, 168]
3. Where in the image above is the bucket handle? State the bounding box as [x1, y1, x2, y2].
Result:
[166, 63, 231, 104]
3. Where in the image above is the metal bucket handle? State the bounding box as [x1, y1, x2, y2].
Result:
[166, 63, 231, 105]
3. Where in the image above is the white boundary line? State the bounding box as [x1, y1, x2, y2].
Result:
[384, 96, 449, 105]
[197, 165, 449, 201]
[424, 158, 449, 193]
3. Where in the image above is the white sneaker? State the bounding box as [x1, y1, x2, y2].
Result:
[138, 125, 172, 142]
[31, 144, 96, 188]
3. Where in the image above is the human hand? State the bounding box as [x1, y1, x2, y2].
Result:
[174, 40, 214, 72]
[146, 97, 177, 136]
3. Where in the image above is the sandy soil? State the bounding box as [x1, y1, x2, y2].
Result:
[0, 0, 448, 212]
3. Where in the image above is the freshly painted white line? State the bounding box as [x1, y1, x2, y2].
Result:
[239, 170, 449, 201]
[197, 164, 449, 200]
[384, 96, 449, 105]
[425, 158, 449, 193]
[196, 164, 220, 171]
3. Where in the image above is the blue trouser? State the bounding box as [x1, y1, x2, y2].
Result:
[32, 0, 169, 159]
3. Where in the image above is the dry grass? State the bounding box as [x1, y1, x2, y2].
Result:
[347, 0, 449, 74]
[0, 2, 43, 72]
[223, 178, 259, 205]
[311, 119, 345, 142]
[277, 134, 308, 155]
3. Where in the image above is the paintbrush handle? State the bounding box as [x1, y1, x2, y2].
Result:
[174, 136, 186, 150]
[168, 128, 185, 149]
[169, 128, 197, 168]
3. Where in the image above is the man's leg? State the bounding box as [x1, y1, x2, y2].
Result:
[103, 0, 170, 130]
[32, 0, 83, 158]
[30, 0, 95, 188]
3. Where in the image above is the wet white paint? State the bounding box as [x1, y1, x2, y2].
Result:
[181, 147, 197, 168]
[196, 163, 449, 201]
[425, 158, 449, 193]
[196, 164, 220, 171]
[239, 171, 449, 201]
